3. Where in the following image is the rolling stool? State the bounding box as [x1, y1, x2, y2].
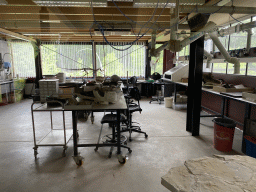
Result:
[95, 113, 132, 158]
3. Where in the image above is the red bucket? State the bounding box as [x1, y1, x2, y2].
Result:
[213, 118, 236, 152]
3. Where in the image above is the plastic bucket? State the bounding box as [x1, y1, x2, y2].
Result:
[244, 136, 256, 158]
[212, 118, 236, 152]
[164, 97, 173, 108]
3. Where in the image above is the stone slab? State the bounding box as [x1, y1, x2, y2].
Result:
[161, 155, 256, 192]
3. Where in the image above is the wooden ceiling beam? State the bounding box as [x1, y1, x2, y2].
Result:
[0, 6, 172, 16]
[0, 14, 185, 22]
[6, 0, 36, 5]
[0, 27, 36, 42]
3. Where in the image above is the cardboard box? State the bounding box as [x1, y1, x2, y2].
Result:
[181, 78, 188, 83]
[212, 86, 253, 93]
[59, 87, 74, 98]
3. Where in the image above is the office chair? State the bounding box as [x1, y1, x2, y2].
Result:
[95, 113, 132, 158]
[149, 72, 164, 104]
[121, 87, 148, 141]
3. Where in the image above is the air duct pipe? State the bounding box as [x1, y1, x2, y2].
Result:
[204, 50, 212, 68]
[209, 31, 240, 74]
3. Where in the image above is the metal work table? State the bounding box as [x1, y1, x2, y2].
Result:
[64, 95, 128, 165]
[32, 95, 129, 165]
[31, 101, 73, 158]
[171, 81, 256, 153]
[0, 80, 14, 103]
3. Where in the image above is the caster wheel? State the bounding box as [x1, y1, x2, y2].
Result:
[124, 141, 127, 145]
[149, 102, 151, 104]
[62, 150, 66, 157]
[91, 116, 94, 124]
[118, 157, 126, 164]
[128, 149, 132, 153]
[145, 134, 148, 138]
[94, 148, 98, 152]
[76, 160, 83, 166]
[129, 138, 132, 142]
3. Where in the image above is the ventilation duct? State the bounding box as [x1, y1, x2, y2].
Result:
[204, 50, 212, 69]
[209, 31, 240, 74]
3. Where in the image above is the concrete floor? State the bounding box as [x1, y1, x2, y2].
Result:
[0, 98, 243, 192]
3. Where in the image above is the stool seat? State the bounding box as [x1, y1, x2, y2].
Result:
[101, 114, 126, 124]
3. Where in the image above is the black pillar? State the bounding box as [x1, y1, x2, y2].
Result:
[145, 41, 151, 79]
[186, 36, 204, 136]
[34, 40, 43, 89]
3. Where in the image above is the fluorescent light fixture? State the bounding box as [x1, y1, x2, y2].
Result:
[33, 0, 107, 7]
[41, 20, 61, 23]
[134, 0, 204, 6]
[24, 33, 60, 36]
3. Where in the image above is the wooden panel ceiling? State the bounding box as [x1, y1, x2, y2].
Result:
[0, 0, 256, 43]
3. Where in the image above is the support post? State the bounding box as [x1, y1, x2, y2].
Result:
[186, 36, 205, 136]
[145, 41, 151, 79]
[33, 40, 43, 89]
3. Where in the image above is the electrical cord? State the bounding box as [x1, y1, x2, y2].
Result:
[91, 0, 171, 51]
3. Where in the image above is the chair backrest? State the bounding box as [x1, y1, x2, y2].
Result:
[129, 76, 137, 86]
[129, 87, 141, 101]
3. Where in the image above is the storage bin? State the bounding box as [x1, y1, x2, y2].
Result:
[244, 136, 256, 158]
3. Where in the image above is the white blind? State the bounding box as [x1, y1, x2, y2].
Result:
[96, 42, 146, 78]
[9, 41, 36, 78]
[41, 42, 93, 77]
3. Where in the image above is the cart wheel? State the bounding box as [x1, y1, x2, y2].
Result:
[129, 138, 132, 142]
[128, 149, 132, 153]
[94, 147, 98, 152]
[145, 134, 148, 138]
[33, 147, 38, 159]
[124, 141, 127, 145]
[76, 160, 83, 166]
[91, 116, 94, 124]
[149, 101, 151, 104]
[118, 155, 127, 164]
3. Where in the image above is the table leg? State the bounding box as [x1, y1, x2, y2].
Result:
[72, 111, 78, 156]
[117, 110, 121, 154]
[221, 96, 226, 118]
[242, 103, 251, 153]
[174, 83, 177, 103]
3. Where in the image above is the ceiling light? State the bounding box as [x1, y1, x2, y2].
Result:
[41, 20, 61, 23]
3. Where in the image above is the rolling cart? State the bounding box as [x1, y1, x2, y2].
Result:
[31, 101, 73, 158]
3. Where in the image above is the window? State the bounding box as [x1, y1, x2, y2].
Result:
[213, 63, 227, 73]
[229, 20, 250, 50]
[251, 17, 256, 48]
[151, 44, 163, 75]
[227, 63, 246, 75]
[247, 63, 256, 76]
[9, 41, 36, 78]
[41, 42, 93, 78]
[96, 42, 145, 78]
[179, 45, 189, 56]
[204, 39, 213, 53]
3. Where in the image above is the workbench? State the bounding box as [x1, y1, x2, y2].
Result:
[31, 95, 129, 165]
[171, 81, 256, 153]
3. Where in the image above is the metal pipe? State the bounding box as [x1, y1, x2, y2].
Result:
[209, 31, 240, 74]
[246, 29, 252, 53]
[204, 50, 212, 68]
